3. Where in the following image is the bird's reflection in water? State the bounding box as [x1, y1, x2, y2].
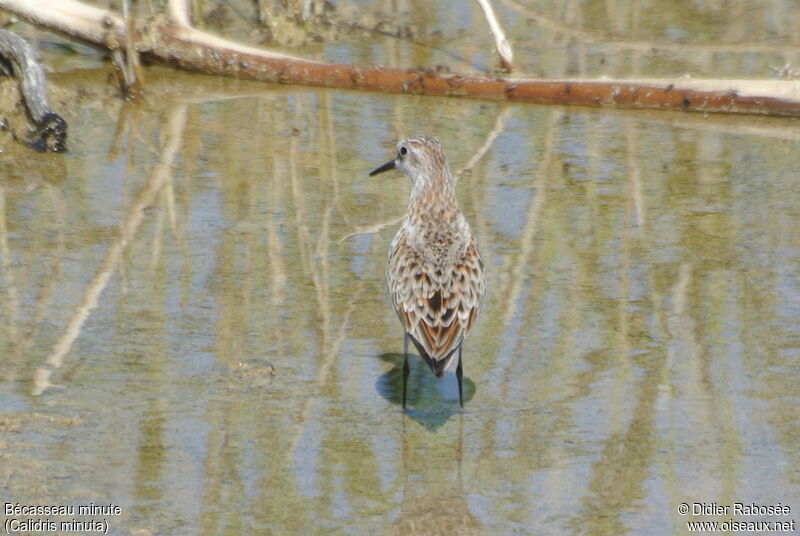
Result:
[390, 412, 483, 535]
[375, 353, 475, 430]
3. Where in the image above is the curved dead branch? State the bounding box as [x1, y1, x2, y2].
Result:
[0, 28, 67, 151]
[3, 0, 800, 117]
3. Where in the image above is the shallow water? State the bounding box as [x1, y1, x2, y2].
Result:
[2, 1, 800, 535]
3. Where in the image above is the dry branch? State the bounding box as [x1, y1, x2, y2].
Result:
[3, 0, 800, 117]
[0, 28, 67, 151]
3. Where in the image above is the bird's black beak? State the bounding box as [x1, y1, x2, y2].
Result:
[369, 159, 396, 177]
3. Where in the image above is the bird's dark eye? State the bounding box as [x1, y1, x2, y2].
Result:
[399, 146, 408, 156]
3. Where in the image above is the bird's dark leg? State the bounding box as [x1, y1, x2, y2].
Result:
[456, 346, 464, 408]
[402, 333, 410, 411]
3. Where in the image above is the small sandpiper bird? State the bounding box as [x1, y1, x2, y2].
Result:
[370, 135, 485, 409]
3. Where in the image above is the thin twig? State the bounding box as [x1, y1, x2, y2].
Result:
[121, 0, 144, 94]
[338, 215, 405, 243]
[475, 0, 515, 71]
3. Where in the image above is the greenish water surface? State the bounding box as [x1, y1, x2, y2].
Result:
[1, 1, 799, 535]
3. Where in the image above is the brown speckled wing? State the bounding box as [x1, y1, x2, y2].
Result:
[386, 228, 485, 377]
